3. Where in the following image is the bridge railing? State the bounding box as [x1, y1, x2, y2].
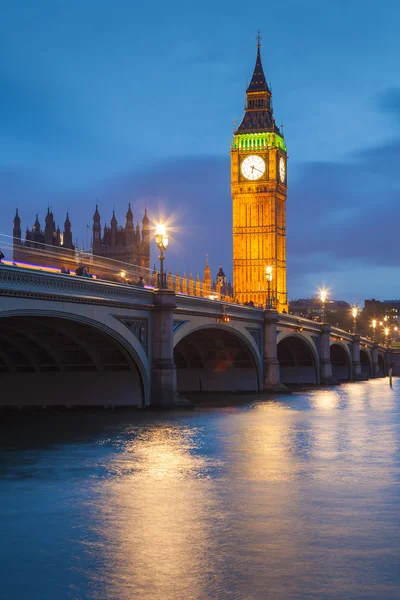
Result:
[176, 293, 264, 321]
[0, 264, 154, 306]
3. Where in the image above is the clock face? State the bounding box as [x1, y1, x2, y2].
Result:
[241, 155, 266, 181]
[279, 157, 286, 183]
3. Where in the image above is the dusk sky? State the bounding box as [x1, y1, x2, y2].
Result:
[1, 0, 400, 303]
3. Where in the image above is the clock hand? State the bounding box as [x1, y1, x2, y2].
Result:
[252, 166, 263, 173]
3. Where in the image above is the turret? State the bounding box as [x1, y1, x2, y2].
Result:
[110, 210, 117, 248]
[175, 268, 181, 294]
[44, 208, 54, 245]
[182, 271, 188, 295]
[93, 205, 101, 253]
[33, 214, 41, 237]
[63, 212, 73, 249]
[141, 208, 150, 282]
[125, 203, 134, 248]
[189, 271, 194, 296]
[135, 222, 141, 244]
[13, 208, 21, 248]
[203, 255, 211, 294]
[196, 272, 201, 297]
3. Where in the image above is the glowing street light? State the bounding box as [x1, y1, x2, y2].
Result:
[372, 318, 377, 341]
[266, 265, 273, 309]
[352, 306, 358, 334]
[154, 224, 169, 289]
[320, 289, 328, 323]
[385, 327, 389, 347]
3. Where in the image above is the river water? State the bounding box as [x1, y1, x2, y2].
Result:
[0, 379, 399, 600]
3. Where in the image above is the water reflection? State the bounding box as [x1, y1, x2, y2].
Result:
[0, 380, 399, 600]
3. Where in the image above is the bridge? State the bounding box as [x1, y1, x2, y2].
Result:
[0, 265, 393, 409]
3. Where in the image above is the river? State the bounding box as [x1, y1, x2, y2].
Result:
[0, 379, 399, 600]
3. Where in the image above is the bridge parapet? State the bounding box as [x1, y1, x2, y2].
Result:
[175, 294, 264, 322]
[0, 265, 153, 307]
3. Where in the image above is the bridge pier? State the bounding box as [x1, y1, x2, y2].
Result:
[151, 289, 192, 408]
[320, 324, 336, 385]
[371, 343, 380, 378]
[263, 309, 290, 393]
[351, 334, 364, 380]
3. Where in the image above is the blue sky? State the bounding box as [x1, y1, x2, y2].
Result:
[1, 0, 400, 303]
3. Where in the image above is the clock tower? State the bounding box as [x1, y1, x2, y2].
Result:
[231, 36, 288, 312]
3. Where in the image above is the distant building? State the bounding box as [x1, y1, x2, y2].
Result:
[364, 299, 399, 323]
[290, 298, 351, 320]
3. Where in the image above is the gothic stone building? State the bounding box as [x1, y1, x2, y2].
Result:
[92, 204, 150, 280]
[12, 208, 75, 268]
[12, 204, 151, 281]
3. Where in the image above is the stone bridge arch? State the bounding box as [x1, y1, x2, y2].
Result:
[330, 341, 352, 381]
[360, 347, 372, 378]
[277, 333, 320, 385]
[0, 309, 150, 407]
[173, 322, 263, 393]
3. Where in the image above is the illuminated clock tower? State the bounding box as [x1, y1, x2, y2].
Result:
[231, 36, 288, 312]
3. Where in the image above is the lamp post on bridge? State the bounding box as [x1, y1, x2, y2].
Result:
[352, 306, 358, 334]
[320, 289, 327, 323]
[154, 224, 169, 289]
[266, 265, 273, 309]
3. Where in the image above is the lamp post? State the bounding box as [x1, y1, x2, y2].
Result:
[154, 224, 169, 289]
[385, 327, 389, 347]
[352, 306, 358, 334]
[372, 319, 377, 341]
[266, 265, 273, 309]
[320, 289, 327, 323]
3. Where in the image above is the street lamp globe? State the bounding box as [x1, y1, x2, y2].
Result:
[155, 224, 168, 249]
[154, 224, 169, 289]
[372, 318, 377, 341]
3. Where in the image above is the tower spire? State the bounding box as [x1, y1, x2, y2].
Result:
[235, 35, 280, 135]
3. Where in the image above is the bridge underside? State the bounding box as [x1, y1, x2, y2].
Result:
[0, 316, 144, 408]
[277, 336, 318, 385]
[360, 349, 371, 378]
[330, 344, 351, 381]
[174, 328, 259, 393]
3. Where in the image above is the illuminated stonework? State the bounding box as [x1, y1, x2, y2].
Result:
[231, 41, 288, 312]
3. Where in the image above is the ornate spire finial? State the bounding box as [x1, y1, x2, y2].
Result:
[257, 30, 262, 49]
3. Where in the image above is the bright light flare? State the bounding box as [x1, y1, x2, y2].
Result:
[319, 288, 328, 303]
[352, 306, 358, 319]
[155, 223, 166, 237]
[154, 223, 169, 248]
[372, 319, 377, 329]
